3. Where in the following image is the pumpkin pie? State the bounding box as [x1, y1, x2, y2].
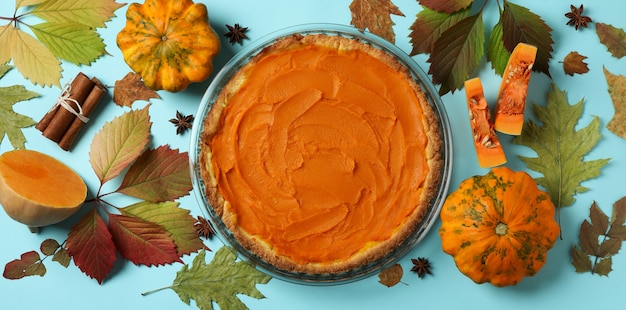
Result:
[199, 33, 443, 274]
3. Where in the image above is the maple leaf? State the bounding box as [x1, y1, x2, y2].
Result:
[143, 248, 271, 310]
[0, 82, 38, 149]
[562, 51, 589, 76]
[115, 145, 192, 202]
[418, 0, 472, 14]
[66, 208, 117, 284]
[427, 12, 484, 95]
[501, 1, 554, 78]
[108, 214, 183, 266]
[596, 23, 626, 59]
[603, 67, 626, 140]
[378, 264, 403, 287]
[408, 6, 470, 56]
[89, 104, 152, 184]
[349, 0, 404, 43]
[3, 251, 46, 279]
[512, 83, 610, 211]
[113, 72, 161, 107]
[121, 201, 206, 256]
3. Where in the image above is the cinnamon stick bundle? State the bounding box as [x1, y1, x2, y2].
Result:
[36, 72, 106, 151]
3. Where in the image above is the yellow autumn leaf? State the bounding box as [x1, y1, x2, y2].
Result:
[16, 0, 47, 9]
[9, 27, 61, 88]
[0, 25, 13, 64]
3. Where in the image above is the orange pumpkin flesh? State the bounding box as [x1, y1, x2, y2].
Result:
[464, 77, 506, 168]
[493, 43, 537, 135]
[439, 167, 559, 287]
[0, 150, 87, 229]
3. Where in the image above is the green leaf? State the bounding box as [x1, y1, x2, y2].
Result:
[28, 22, 106, 65]
[592, 256, 612, 276]
[512, 83, 610, 209]
[501, 1, 553, 77]
[16, 0, 47, 9]
[0, 64, 11, 78]
[31, 0, 125, 28]
[161, 248, 271, 310]
[7, 26, 61, 87]
[89, 105, 152, 184]
[0, 85, 38, 149]
[409, 6, 470, 56]
[116, 145, 192, 202]
[486, 18, 509, 76]
[427, 12, 484, 95]
[571, 246, 592, 273]
[596, 23, 626, 59]
[122, 201, 206, 256]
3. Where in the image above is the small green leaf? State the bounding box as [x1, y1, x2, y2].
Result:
[486, 18, 509, 76]
[592, 256, 612, 276]
[571, 246, 592, 273]
[0, 85, 39, 149]
[29, 22, 106, 65]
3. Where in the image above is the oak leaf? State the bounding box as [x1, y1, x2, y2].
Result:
[349, 0, 404, 43]
[562, 51, 589, 76]
[596, 23, 626, 59]
[0, 80, 39, 149]
[89, 104, 152, 184]
[113, 72, 161, 107]
[603, 67, 626, 140]
[2, 251, 46, 279]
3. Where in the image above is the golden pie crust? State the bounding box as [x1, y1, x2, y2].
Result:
[199, 33, 442, 274]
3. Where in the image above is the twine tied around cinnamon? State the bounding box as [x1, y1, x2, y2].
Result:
[50, 83, 90, 123]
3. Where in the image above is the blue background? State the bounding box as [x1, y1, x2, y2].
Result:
[1, 1, 625, 309]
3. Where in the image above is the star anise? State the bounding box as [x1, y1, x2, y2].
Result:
[565, 4, 592, 30]
[224, 23, 249, 44]
[194, 216, 215, 239]
[169, 111, 193, 135]
[410, 257, 432, 278]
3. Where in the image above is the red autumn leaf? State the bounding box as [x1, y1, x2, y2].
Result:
[66, 208, 116, 284]
[115, 145, 192, 202]
[121, 201, 207, 256]
[108, 214, 182, 266]
[349, 0, 404, 43]
[89, 105, 152, 184]
[419, 0, 473, 14]
[3, 251, 45, 279]
[113, 72, 161, 107]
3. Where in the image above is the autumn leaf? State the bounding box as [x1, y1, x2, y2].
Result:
[89, 105, 152, 184]
[349, 0, 404, 43]
[40, 239, 70, 268]
[113, 72, 161, 107]
[31, 0, 125, 28]
[596, 23, 626, 59]
[115, 145, 192, 202]
[121, 201, 206, 256]
[562, 51, 589, 76]
[2, 26, 61, 87]
[143, 248, 271, 310]
[501, 1, 554, 78]
[486, 17, 509, 75]
[603, 67, 626, 140]
[29, 22, 107, 65]
[418, 0, 472, 14]
[17, 0, 48, 8]
[0, 82, 39, 149]
[427, 12, 484, 95]
[378, 264, 403, 287]
[66, 209, 117, 284]
[108, 214, 183, 266]
[408, 6, 470, 56]
[513, 84, 609, 212]
[3, 251, 46, 279]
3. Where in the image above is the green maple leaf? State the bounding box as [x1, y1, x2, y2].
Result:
[0, 74, 39, 149]
[427, 11, 484, 95]
[144, 248, 271, 310]
[512, 83, 610, 210]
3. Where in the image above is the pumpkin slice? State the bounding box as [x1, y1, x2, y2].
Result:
[439, 167, 559, 287]
[0, 150, 87, 231]
[464, 77, 506, 168]
[493, 43, 537, 135]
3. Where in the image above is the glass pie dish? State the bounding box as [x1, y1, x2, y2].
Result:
[189, 23, 453, 285]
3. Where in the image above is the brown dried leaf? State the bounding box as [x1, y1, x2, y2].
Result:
[378, 263, 403, 287]
[598, 238, 622, 257]
[40, 239, 61, 256]
[571, 246, 592, 273]
[603, 67, 626, 140]
[589, 201, 609, 235]
[579, 220, 599, 255]
[611, 196, 626, 226]
[562, 51, 589, 76]
[592, 256, 612, 276]
[349, 0, 404, 43]
[52, 247, 71, 268]
[3, 251, 46, 279]
[596, 23, 626, 59]
[113, 72, 160, 107]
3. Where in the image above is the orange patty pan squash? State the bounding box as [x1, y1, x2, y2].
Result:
[439, 167, 559, 287]
[116, 0, 220, 92]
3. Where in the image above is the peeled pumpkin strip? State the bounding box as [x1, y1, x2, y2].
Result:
[464, 77, 507, 168]
[0, 149, 87, 231]
[493, 42, 538, 135]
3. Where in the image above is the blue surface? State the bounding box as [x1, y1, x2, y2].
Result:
[1, 1, 625, 309]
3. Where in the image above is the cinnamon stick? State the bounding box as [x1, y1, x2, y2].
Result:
[40, 72, 95, 142]
[58, 78, 106, 151]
